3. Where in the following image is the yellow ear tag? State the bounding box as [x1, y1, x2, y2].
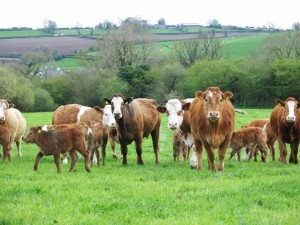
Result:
[226, 97, 229, 100]
[38, 129, 41, 134]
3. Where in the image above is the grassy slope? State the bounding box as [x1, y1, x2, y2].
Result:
[0, 109, 299, 224]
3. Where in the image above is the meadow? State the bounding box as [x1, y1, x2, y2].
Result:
[0, 108, 299, 225]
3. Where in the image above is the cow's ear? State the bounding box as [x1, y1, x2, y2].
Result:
[103, 98, 111, 104]
[124, 97, 133, 104]
[275, 99, 285, 106]
[156, 106, 166, 113]
[94, 106, 103, 114]
[182, 102, 191, 111]
[37, 126, 42, 133]
[8, 103, 14, 108]
[195, 91, 204, 100]
[223, 91, 233, 100]
[297, 103, 300, 108]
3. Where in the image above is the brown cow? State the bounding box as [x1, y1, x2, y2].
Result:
[0, 99, 26, 158]
[103, 94, 161, 165]
[0, 124, 11, 161]
[270, 97, 300, 164]
[243, 119, 277, 161]
[156, 98, 194, 161]
[86, 121, 108, 166]
[23, 125, 91, 173]
[184, 87, 235, 171]
[52, 104, 103, 163]
[229, 127, 268, 162]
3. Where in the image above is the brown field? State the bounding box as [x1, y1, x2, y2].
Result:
[0, 32, 259, 57]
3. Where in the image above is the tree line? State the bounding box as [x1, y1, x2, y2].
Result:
[1, 19, 300, 112]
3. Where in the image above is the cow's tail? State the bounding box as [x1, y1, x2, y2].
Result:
[262, 122, 269, 143]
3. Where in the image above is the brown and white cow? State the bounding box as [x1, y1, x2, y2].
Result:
[52, 104, 103, 163]
[23, 125, 91, 173]
[156, 98, 194, 161]
[0, 99, 26, 158]
[242, 119, 277, 161]
[184, 87, 235, 171]
[0, 124, 11, 161]
[270, 97, 300, 164]
[229, 127, 268, 162]
[103, 94, 161, 165]
[102, 105, 119, 159]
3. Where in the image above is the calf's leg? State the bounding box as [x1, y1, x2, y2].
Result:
[34, 152, 44, 171]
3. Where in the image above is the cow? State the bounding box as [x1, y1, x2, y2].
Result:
[52, 104, 103, 164]
[242, 119, 277, 161]
[270, 97, 300, 164]
[86, 121, 108, 166]
[156, 98, 193, 161]
[0, 99, 26, 158]
[229, 127, 268, 162]
[103, 94, 161, 165]
[184, 87, 235, 171]
[23, 125, 91, 173]
[0, 124, 11, 161]
[102, 105, 119, 159]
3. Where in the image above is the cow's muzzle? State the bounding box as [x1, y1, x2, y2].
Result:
[114, 113, 122, 120]
[286, 116, 296, 123]
[208, 111, 220, 122]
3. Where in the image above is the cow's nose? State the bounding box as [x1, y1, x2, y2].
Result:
[209, 112, 219, 117]
[287, 116, 296, 122]
[168, 122, 178, 129]
[114, 113, 121, 118]
[0, 115, 5, 121]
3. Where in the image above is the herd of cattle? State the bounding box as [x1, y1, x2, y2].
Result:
[0, 86, 299, 173]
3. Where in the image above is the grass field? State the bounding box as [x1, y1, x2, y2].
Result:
[0, 108, 299, 224]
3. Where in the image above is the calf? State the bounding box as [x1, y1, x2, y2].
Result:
[23, 125, 91, 173]
[0, 124, 11, 161]
[172, 129, 189, 161]
[86, 121, 108, 166]
[229, 127, 268, 162]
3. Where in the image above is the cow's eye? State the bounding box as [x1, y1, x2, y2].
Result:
[220, 99, 223, 102]
[205, 98, 208, 102]
[177, 110, 183, 116]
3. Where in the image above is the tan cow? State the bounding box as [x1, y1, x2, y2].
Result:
[52, 104, 103, 163]
[0, 99, 26, 158]
[103, 94, 161, 165]
[0, 124, 11, 161]
[184, 87, 235, 171]
[229, 127, 268, 162]
[270, 97, 300, 164]
[23, 125, 91, 173]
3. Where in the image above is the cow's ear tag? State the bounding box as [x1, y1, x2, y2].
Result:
[226, 97, 229, 100]
[38, 129, 41, 134]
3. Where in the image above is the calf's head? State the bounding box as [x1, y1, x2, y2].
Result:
[157, 99, 190, 129]
[275, 97, 300, 123]
[195, 87, 233, 122]
[103, 94, 133, 120]
[102, 105, 116, 128]
[23, 126, 41, 143]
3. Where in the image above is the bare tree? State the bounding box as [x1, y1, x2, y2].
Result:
[43, 19, 57, 35]
[293, 22, 300, 30]
[172, 32, 222, 67]
[75, 22, 81, 36]
[96, 18, 153, 71]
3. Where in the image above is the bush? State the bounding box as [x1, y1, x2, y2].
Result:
[33, 88, 56, 112]
[11, 77, 34, 112]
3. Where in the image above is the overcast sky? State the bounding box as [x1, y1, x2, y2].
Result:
[1, 0, 299, 29]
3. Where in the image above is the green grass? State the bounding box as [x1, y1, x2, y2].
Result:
[0, 30, 50, 38]
[55, 57, 84, 70]
[221, 33, 274, 59]
[0, 109, 299, 224]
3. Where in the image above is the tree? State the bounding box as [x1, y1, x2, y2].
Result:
[158, 18, 166, 26]
[0, 67, 16, 100]
[172, 31, 222, 67]
[293, 22, 300, 30]
[207, 19, 222, 28]
[75, 22, 81, 36]
[43, 19, 57, 35]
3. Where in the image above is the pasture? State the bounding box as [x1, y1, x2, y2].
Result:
[0, 108, 299, 224]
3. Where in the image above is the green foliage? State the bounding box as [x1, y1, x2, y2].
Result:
[11, 76, 34, 112]
[0, 67, 16, 100]
[33, 88, 56, 112]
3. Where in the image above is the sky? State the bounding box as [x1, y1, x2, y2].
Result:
[1, 0, 299, 29]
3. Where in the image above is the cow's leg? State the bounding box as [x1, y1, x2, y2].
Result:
[109, 131, 117, 159]
[62, 152, 69, 164]
[34, 152, 44, 171]
[182, 145, 188, 161]
[80, 149, 91, 172]
[278, 138, 287, 163]
[69, 150, 78, 172]
[218, 135, 231, 171]
[290, 140, 299, 164]
[121, 144, 128, 165]
[16, 139, 22, 157]
[229, 147, 241, 160]
[101, 142, 106, 166]
[151, 122, 160, 164]
[53, 153, 61, 173]
[135, 137, 144, 165]
[257, 141, 268, 162]
[4, 144, 12, 162]
[194, 139, 203, 170]
[268, 141, 276, 161]
[203, 142, 216, 171]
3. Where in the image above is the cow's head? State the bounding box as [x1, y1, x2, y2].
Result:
[103, 94, 133, 120]
[157, 99, 192, 129]
[195, 87, 233, 122]
[275, 97, 300, 123]
[0, 99, 9, 124]
[102, 105, 116, 128]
